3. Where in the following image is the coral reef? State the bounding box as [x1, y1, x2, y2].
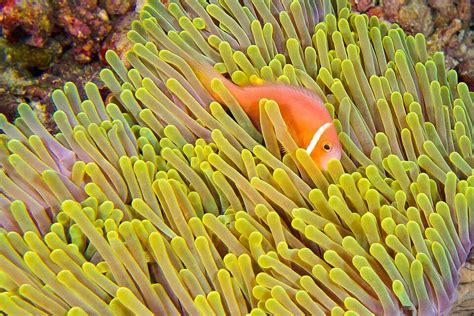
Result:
[100, 10, 139, 65]
[55, 0, 112, 63]
[0, 0, 54, 47]
[0, 0, 112, 63]
[100, 0, 137, 16]
[0, 0, 138, 122]
[0, 42, 105, 130]
[0, 0, 473, 315]
[0, 38, 55, 71]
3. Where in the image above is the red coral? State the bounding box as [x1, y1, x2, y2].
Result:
[0, 0, 112, 63]
[101, 0, 135, 16]
[349, 0, 374, 12]
[100, 10, 137, 65]
[0, 0, 53, 47]
[55, 0, 112, 63]
[366, 6, 384, 18]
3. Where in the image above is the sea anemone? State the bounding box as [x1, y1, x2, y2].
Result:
[0, 0, 473, 315]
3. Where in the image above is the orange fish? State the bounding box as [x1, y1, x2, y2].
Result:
[188, 59, 342, 170]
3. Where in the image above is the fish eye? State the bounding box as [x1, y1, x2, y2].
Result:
[322, 142, 332, 152]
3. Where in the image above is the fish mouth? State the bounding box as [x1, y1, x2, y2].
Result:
[319, 158, 330, 171]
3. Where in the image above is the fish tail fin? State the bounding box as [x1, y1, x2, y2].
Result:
[187, 58, 238, 103]
[138, 17, 240, 104]
[172, 48, 239, 104]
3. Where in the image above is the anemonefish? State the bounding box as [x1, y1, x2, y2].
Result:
[186, 58, 342, 170]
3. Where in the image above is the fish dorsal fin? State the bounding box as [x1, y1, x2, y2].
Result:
[259, 83, 324, 105]
[287, 85, 324, 102]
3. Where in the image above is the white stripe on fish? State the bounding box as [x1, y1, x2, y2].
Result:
[306, 122, 333, 154]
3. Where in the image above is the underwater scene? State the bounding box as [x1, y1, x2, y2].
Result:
[0, 0, 473, 315]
